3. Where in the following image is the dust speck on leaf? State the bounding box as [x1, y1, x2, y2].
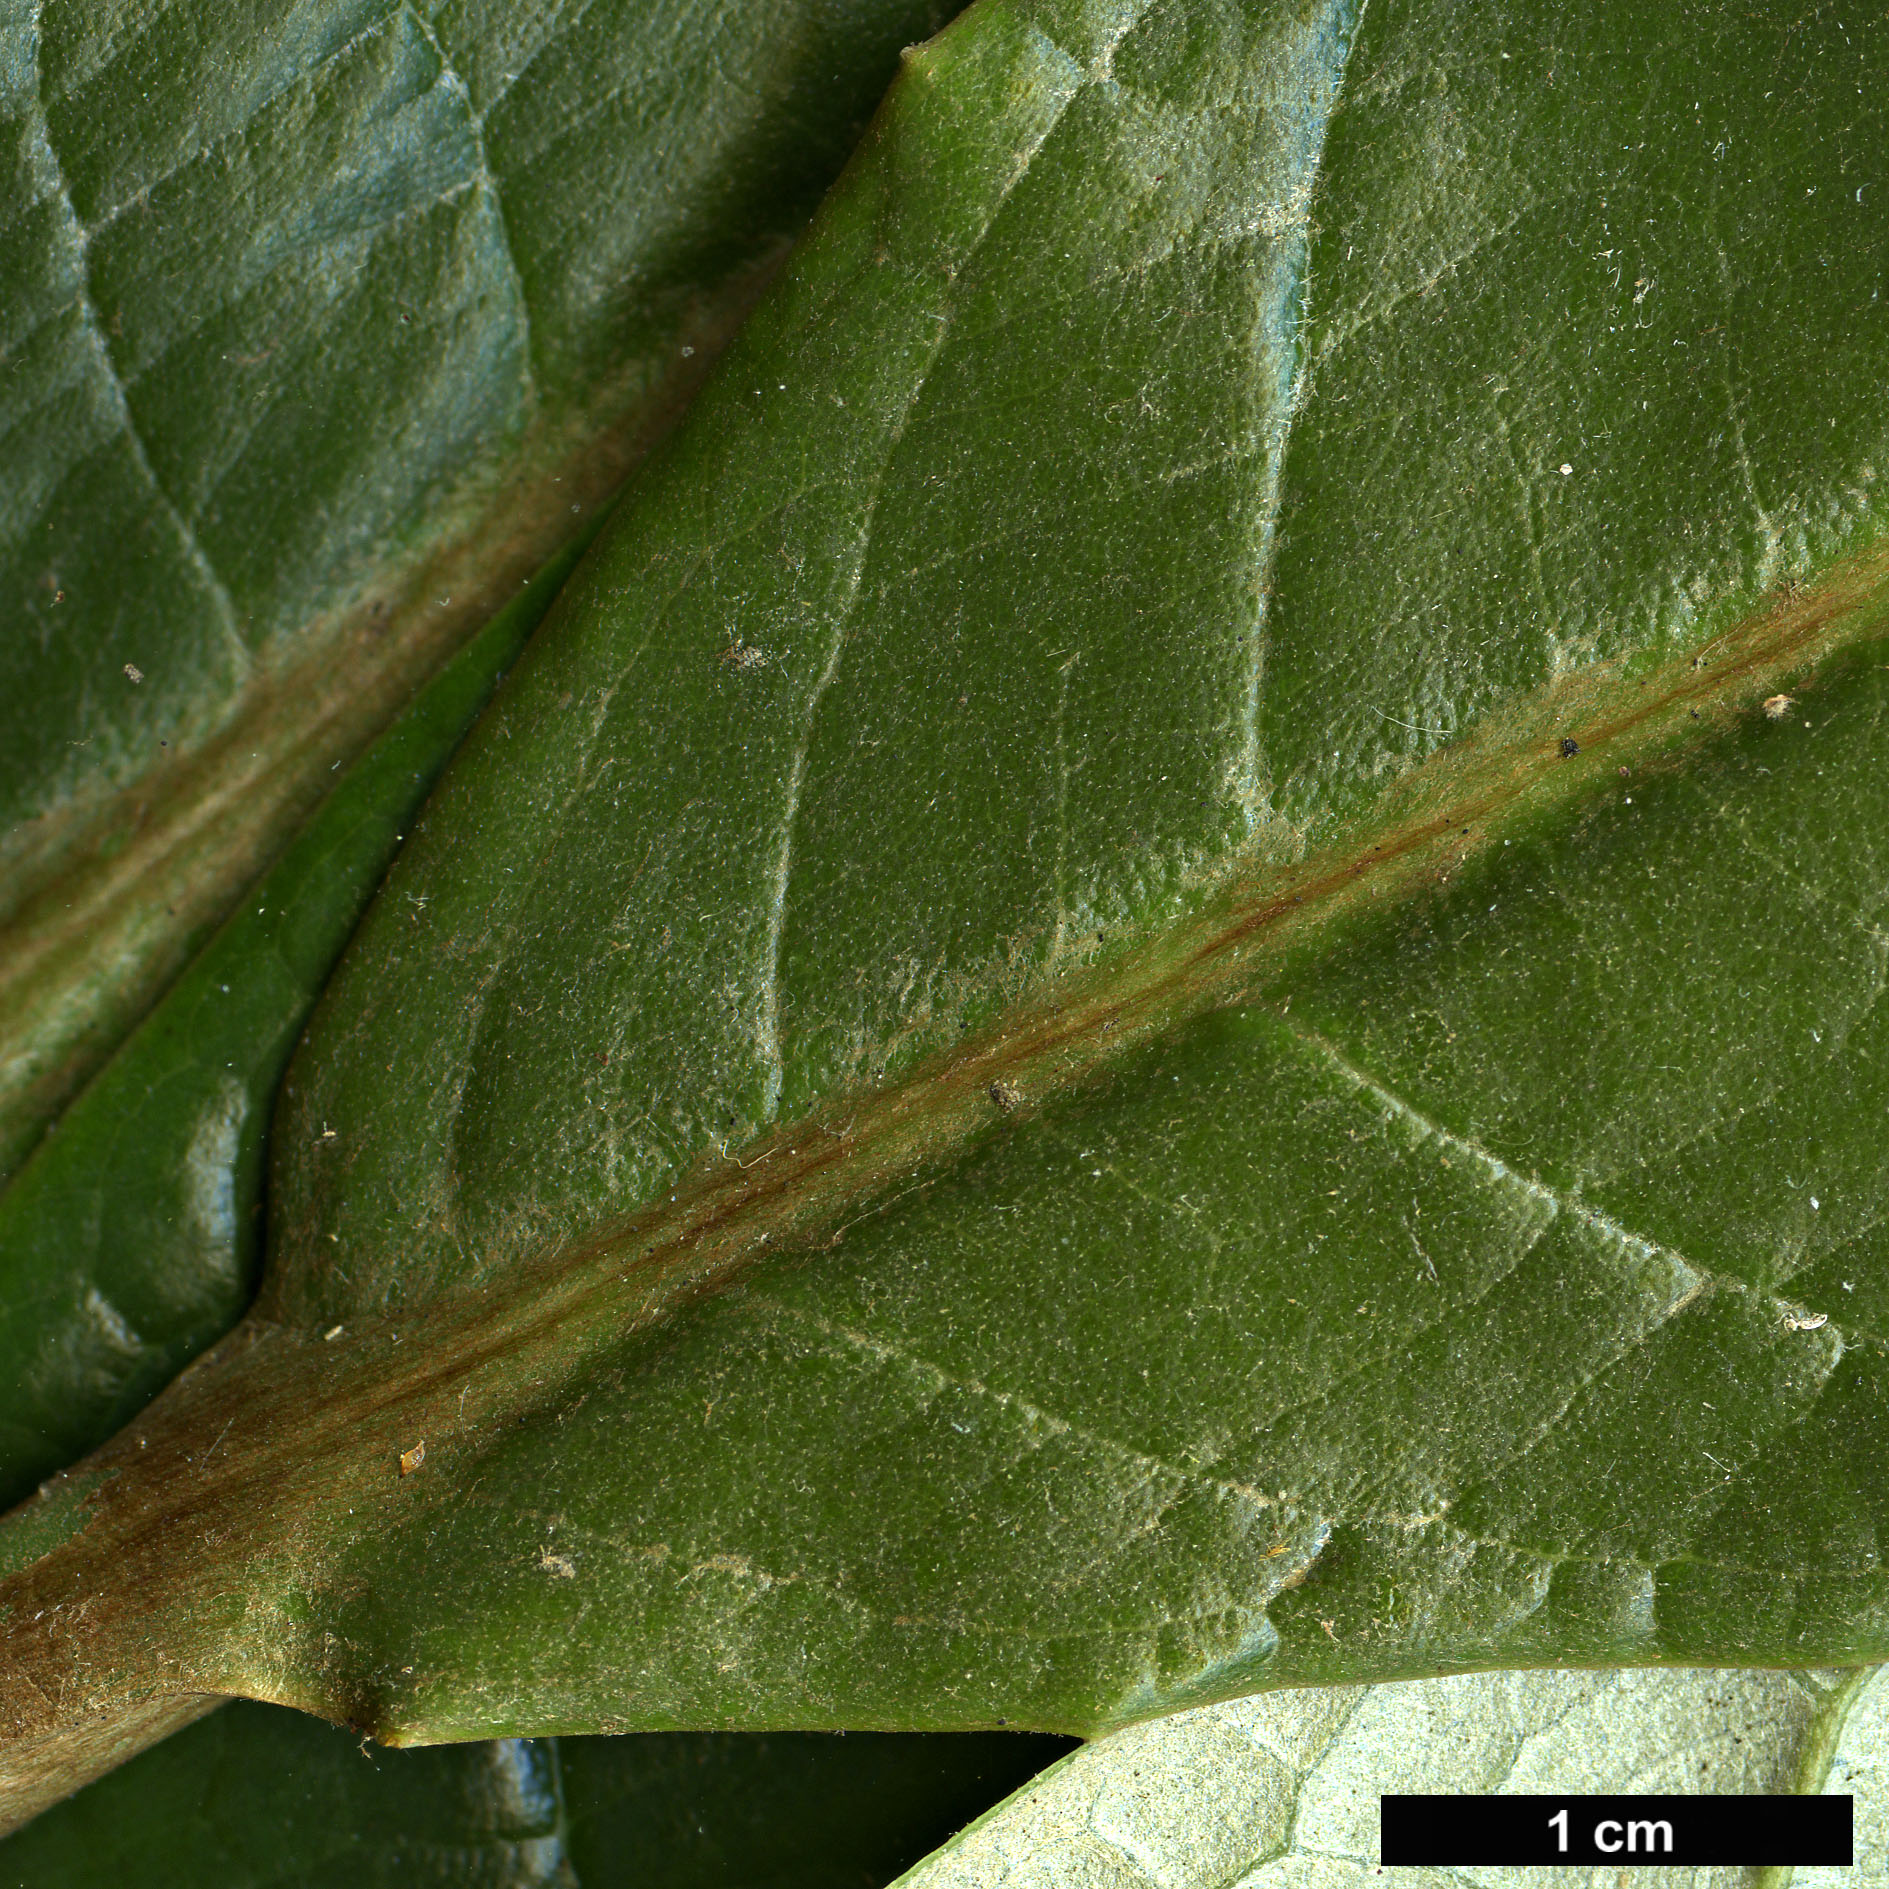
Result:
[539, 1548, 577, 1579]
[1763, 694, 1793, 719]
[989, 1079, 1023, 1112]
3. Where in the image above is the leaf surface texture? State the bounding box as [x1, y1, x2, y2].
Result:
[0, 0, 953, 1178]
[4, 0, 1889, 1799]
[894, 1666, 1885, 1886]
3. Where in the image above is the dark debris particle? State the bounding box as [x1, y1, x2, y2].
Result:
[1558, 737, 1579, 758]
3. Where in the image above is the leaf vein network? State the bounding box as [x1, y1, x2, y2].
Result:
[754, 15, 1145, 1116]
[25, 23, 248, 678]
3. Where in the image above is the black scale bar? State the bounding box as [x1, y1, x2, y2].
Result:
[1380, 1794, 1853, 1867]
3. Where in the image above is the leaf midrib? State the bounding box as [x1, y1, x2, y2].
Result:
[0, 269, 776, 1185]
[2, 536, 1884, 1778]
[748, 21, 1105, 1116]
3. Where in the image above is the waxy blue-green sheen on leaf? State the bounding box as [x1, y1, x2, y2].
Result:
[4, 0, 1889, 1832]
[0, 0, 954, 1183]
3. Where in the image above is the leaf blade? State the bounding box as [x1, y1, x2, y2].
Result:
[4, 0, 1889, 1818]
[0, 0, 957, 1180]
[0, 513, 599, 1512]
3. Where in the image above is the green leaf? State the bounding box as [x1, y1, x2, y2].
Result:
[0, 0, 956, 1182]
[0, 516, 597, 1513]
[0, 1699, 1068, 1887]
[892, 1667, 1884, 1886]
[5, 0, 1889, 1825]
